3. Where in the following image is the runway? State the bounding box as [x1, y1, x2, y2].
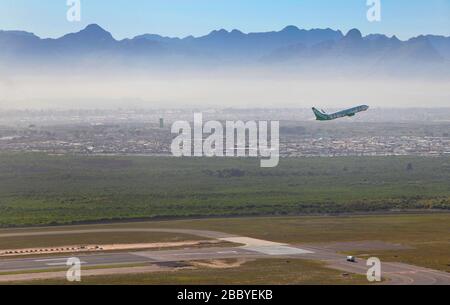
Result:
[0, 228, 449, 285]
[0, 247, 261, 273]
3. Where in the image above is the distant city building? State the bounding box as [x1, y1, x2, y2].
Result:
[0, 109, 449, 157]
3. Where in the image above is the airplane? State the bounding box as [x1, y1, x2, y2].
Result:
[312, 105, 369, 121]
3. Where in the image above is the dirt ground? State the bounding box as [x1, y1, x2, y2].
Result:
[0, 240, 219, 257]
[191, 259, 251, 269]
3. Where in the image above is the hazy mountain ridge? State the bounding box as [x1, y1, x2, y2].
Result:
[262, 29, 447, 75]
[1, 24, 449, 77]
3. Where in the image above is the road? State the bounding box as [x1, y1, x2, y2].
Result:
[299, 245, 450, 285]
[0, 228, 449, 285]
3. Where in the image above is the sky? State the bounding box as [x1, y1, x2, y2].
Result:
[0, 0, 449, 40]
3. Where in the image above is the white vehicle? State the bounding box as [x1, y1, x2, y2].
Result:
[346, 256, 356, 263]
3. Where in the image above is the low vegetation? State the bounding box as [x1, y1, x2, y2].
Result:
[0, 154, 449, 227]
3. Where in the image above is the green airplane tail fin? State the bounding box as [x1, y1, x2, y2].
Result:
[312, 107, 330, 121]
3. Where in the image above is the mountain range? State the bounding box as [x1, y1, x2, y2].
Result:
[1, 24, 449, 78]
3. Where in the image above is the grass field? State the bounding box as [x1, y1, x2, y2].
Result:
[0, 153, 449, 227]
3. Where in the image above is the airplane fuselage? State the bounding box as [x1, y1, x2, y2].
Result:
[312, 105, 369, 121]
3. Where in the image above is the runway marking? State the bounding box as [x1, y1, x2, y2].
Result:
[45, 262, 87, 266]
[34, 257, 88, 266]
[34, 258, 71, 262]
[217, 251, 238, 254]
[171, 253, 208, 256]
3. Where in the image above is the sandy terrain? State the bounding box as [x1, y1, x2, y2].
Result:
[191, 258, 251, 269]
[0, 240, 219, 257]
